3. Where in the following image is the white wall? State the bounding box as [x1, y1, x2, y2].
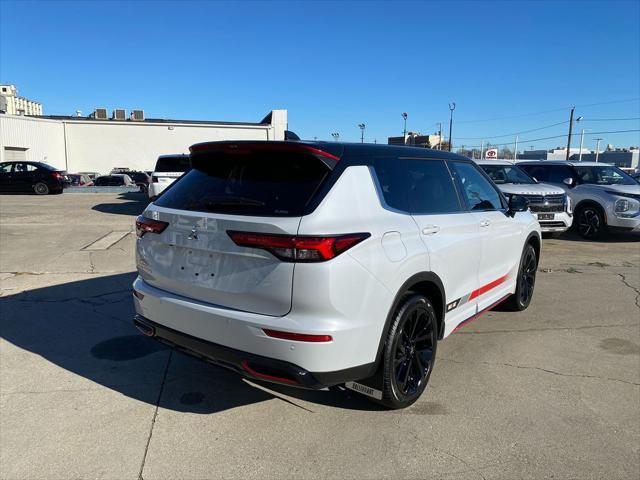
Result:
[0, 115, 66, 168]
[0, 109, 288, 173]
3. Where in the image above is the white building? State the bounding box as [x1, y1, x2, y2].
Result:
[0, 109, 288, 172]
[0, 85, 43, 116]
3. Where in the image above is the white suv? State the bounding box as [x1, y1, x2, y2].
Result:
[475, 159, 572, 235]
[148, 154, 191, 200]
[133, 141, 541, 409]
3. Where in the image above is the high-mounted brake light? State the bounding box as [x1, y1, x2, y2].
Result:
[227, 231, 370, 262]
[190, 142, 341, 162]
[135, 215, 169, 238]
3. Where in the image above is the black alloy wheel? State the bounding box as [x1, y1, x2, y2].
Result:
[380, 294, 437, 409]
[577, 205, 605, 240]
[505, 243, 537, 311]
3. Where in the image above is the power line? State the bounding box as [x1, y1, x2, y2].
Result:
[453, 97, 640, 124]
[581, 117, 640, 122]
[454, 129, 640, 149]
[456, 120, 568, 140]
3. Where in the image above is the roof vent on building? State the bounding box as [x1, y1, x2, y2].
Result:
[91, 108, 108, 120]
[112, 109, 126, 121]
[131, 109, 145, 121]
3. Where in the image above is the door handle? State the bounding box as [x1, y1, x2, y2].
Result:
[480, 219, 491, 228]
[422, 225, 440, 235]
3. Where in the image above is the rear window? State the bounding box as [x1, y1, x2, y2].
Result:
[154, 156, 190, 173]
[154, 151, 330, 216]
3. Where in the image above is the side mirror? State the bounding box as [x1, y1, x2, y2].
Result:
[508, 194, 529, 217]
[563, 177, 575, 187]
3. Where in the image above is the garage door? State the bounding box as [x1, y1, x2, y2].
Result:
[4, 147, 27, 161]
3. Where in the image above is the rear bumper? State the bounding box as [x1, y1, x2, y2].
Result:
[132, 275, 380, 381]
[133, 314, 374, 389]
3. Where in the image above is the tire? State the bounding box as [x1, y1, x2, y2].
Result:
[576, 204, 606, 240]
[378, 294, 438, 409]
[33, 182, 50, 195]
[504, 243, 537, 311]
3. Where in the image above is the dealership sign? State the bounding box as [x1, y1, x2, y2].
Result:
[485, 148, 498, 159]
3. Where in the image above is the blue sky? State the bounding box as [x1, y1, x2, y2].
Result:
[1, 0, 639, 150]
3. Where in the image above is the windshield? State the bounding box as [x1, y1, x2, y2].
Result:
[574, 165, 637, 186]
[480, 164, 536, 184]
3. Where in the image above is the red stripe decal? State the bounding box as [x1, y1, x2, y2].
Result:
[453, 294, 512, 333]
[468, 274, 509, 301]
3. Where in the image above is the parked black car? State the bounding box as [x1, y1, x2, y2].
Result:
[0, 161, 66, 195]
[126, 171, 151, 193]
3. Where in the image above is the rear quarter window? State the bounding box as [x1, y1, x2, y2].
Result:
[154, 150, 331, 217]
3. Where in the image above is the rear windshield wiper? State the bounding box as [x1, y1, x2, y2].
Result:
[201, 196, 266, 209]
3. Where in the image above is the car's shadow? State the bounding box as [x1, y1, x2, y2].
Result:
[0, 272, 383, 413]
[92, 192, 150, 216]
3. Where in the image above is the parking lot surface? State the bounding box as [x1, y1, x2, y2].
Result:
[1, 193, 639, 480]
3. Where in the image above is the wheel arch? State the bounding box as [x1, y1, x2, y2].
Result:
[525, 231, 541, 264]
[374, 272, 446, 367]
[574, 199, 608, 225]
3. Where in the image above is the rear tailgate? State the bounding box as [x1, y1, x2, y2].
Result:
[137, 142, 341, 317]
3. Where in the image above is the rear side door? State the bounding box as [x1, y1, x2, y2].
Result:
[406, 158, 482, 331]
[448, 161, 523, 311]
[11, 163, 38, 192]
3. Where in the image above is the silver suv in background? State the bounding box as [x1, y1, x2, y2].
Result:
[475, 159, 572, 235]
[518, 161, 640, 239]
[148, 154, 190, 200]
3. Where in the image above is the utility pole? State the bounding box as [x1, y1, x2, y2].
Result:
[578, 129, 585, 161]
[480, 139, 484, 159]
[437, 122, 443, 150]
[565, 106, 575, 160]
[448, 102, 456, 152]
[594, 138, 603, 162]
[514, 135, 519, 161]
[358, 123, 366, 143]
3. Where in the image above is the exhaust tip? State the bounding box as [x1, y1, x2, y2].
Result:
[134, 316, 155, 337]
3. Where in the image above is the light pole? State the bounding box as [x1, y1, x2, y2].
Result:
[578, 129, 585, 161]
[402, 113, 408, 143]
[594, 138, 603, 162]
[565, 108, 583, 160]
[448, 102, 456, 152]
[331, 132, 340, 142]
[358, 123, 366, 143]
[480, 139, 484, 159]
[514, 135, 519, 161]
[437, 122, 443, 150]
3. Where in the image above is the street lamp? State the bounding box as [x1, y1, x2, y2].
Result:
[448, 102, 456, 152]
[594, 138, 603, 162]
[358, 123, 366, 143]
[402, 113, 408, 143]
[331, 132, 340, 141]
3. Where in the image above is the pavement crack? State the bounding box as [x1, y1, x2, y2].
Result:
[617, 273, 640, 309]
[138, 350, 172, 480]
[440, 357, 640, 386]
[457, 322, 639, 335]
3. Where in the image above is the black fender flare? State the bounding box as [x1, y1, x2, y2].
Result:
[373, 272, 446, 368]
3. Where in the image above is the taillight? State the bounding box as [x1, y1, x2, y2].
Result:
[51, 172, 63, 180]
[135, 215, 169, 237]
[152, 176, 159, 183]
[227, 231, 370, 262]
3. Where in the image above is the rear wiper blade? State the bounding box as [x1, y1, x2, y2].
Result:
[202, 196, 266, 207]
